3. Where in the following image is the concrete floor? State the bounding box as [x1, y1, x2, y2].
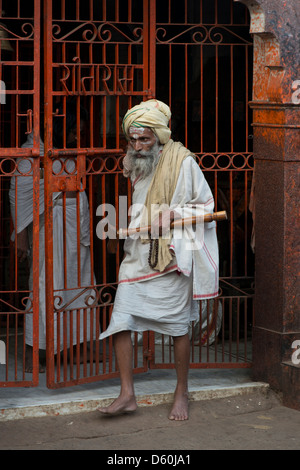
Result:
[0, 367, 269, 421]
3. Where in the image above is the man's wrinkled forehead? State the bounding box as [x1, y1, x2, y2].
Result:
[128, 126, 155, 139]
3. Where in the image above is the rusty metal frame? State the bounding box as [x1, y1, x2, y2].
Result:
[0, 0, 41, 386]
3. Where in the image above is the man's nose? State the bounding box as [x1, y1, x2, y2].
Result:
[133, 140, 143, 151]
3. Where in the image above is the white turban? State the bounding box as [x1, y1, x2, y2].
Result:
[122, 99, 172, 144]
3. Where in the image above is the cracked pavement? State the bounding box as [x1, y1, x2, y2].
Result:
[1, 389, 299, 450]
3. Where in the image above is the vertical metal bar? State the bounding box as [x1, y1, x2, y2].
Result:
[200, 0, 203, 23]
[102, 32, 107, 148]
[76, 192, 81, 286]
[22, 315, 26, 380]
[168, 336, 171, 363]
[215, 45, 218, 154]
[13, 178, 18, 292]
[214, 300, 218, 363]
[200, 44, 203, 153]
[168, 44, 172, 111]
[128, 0, 132, 22]
[214, 171, 218, 216]
[184, 43, 188, 147]
[230, 44, 233, 153]
[133, 332, 138, 368]
[83, 308, 88, 377]
[244, 171, 248, 276]
[147, 0, 155, 97]
[191, 326, 195, 363]
[76, 309, 80, 378]
[62, 194, 67, 288]
[229, 297, 232, 361]
[30, 0, 41, 385]
[14, 314, 17, 379]
[56, 308, 61, 382]
[229, 171, 233, 276]
[244, 298, 248, 361]
[63, 312, 68, 380]
[76, 0, 80, 20]
[69, 311, 74, 379]
[208, 300, 212, 363]
[102, 306, 107, 374]
[43, 0, 55, 386]
[245, 45, 249, 153]
[101, 173, 106, 285]
[89, 307, 93, 375]
[61, 0, 65, 19]
[88, 175, 94, 285]
[199, 301, 202, 362]
[115, 0, 119, 22]
[236, 297, 240, 361]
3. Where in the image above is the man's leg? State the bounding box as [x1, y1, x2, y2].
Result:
[97, 330, 137, 415]
[169, 333, 190, 420]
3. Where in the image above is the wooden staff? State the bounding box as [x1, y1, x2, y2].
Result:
[107, 211, 226, 253]
[117, 210, 227, 238]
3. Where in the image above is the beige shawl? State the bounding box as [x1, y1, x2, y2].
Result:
[141, 139, 195, 272]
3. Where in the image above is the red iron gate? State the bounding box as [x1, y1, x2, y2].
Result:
[0, 0, 41, 386]
[0, 0, 253, 388]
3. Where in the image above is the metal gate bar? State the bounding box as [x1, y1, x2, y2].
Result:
[0, 0, 41, 386]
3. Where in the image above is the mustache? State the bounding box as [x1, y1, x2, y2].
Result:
[127, 148, 155, 159]
[127, 140, 161, 160]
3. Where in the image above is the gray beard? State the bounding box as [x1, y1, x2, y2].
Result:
[127, 141, 162, 182]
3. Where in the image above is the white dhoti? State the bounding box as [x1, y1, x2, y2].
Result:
[102, 271, 198, 338]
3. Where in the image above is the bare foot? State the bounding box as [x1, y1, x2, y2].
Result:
[25, 346, 45, 373]
[97, 394, 137, 416]
[168, 390, 189, 421]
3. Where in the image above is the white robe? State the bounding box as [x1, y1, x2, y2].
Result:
[100, 156, 219, 339]
[9, 133, 96, 351]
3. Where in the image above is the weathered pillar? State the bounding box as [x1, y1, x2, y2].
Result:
[236, 0, 300, 409]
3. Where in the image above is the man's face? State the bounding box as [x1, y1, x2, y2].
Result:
[126, 127, 161, 180]
[128, 127, 158, 155]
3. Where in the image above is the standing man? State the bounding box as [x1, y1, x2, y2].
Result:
[98, 99, 219, 420]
